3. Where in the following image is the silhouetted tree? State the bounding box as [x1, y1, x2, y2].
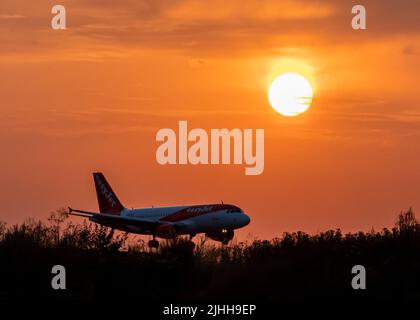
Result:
[47, 208, 68, 246]
[0, 220, 5, 241]
[396, 208, 418, 235]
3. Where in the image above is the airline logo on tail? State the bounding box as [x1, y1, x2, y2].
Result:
[95, 175, 117, 208]
[93, 172, 124, 214]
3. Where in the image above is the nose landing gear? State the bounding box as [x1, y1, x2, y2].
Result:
[148, 235, 159, 249]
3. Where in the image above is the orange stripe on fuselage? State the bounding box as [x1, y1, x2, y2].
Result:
[160, 204, 237, 222]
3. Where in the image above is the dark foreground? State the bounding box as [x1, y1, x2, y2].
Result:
[0, 209, 419, 305]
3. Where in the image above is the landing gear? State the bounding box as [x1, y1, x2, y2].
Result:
[188, 234, 196, 249]
[221, 238, 230, 245]
[148, 235, 159, 249]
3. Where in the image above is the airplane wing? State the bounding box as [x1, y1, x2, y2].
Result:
[68, 207, 186, 231]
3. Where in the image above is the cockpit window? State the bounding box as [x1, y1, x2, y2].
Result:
[227, 208, 242, 213]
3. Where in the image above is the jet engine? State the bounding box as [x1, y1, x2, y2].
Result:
[205, 229, 234, 244]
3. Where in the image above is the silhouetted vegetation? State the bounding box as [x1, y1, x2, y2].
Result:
[0, 208, 419, 301]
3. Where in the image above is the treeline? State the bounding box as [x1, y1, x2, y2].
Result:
[0, 208, 419, 301]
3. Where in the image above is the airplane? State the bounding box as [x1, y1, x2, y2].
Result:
[69, 172, 251, 248]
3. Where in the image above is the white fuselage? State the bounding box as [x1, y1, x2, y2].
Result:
[92, 204, 250, 236]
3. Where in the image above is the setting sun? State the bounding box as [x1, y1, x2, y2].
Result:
[268, 73, 313, 117]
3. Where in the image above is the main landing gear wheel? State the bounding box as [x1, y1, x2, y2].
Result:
[148, 237, 159, 249]
[188, 234, 196, 249]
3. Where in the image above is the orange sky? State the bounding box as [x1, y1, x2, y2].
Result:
[1, 0, 420, 240]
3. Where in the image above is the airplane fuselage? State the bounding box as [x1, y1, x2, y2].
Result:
[90, 204, 250, 237]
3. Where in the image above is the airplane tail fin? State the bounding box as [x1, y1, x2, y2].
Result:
[93, 172, 125, 215]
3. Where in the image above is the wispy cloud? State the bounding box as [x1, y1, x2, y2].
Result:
[0, 14, 25, 19]
[1, 0, 420, 61]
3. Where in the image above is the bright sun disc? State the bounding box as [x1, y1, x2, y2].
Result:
[268, 73, 313, 117]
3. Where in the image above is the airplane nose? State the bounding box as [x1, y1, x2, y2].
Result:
[242, 214, 251, 227]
